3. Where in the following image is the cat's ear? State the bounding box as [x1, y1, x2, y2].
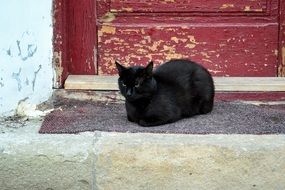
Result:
[145, 61, 153, 77]
[115, 61, 126, 75]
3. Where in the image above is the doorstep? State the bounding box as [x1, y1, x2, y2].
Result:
[1, 91, 285, 190]
[0, 118, 285, 189]
[0, 118, 94, 190]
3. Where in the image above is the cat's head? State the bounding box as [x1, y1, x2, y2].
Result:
[115, 61, 157, 101]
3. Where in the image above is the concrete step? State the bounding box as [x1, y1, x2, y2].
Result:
[1, 119, 285, 190]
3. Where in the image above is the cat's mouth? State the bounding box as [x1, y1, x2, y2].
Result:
[125, 96, 137, 102]
[124, 93, 145, 102]
[124, 93, 152, 103]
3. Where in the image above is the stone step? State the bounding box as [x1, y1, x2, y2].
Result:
[1, 120, 285, 190]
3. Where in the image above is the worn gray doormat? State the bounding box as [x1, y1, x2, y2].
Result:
[39, 100, 285, 134]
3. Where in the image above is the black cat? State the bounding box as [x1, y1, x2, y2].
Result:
[115, 59, 215, 127]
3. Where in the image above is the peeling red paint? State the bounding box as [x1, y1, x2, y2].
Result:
[98, 24, 278, 76]
[97, 0, 279, 76]
[110, 0, 268, 14]
[52, 0, 68, 88]
[53, 0, 98, 87]
[278, 0, 285, 77]
[53, 0, 284, 83]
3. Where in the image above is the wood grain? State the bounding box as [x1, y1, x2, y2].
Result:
[67, 0, 97, 74]
[64, 75, 285, 91]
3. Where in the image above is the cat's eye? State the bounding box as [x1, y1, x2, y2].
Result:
[122, 82, 127, 87]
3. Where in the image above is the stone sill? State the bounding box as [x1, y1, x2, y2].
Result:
[1, 118, 285, 190]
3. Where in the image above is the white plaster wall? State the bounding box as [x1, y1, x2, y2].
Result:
[0, 0, 53, 116]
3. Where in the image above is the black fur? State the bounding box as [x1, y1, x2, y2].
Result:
[115, 59, 215, 127]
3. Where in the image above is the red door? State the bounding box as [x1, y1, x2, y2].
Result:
[97, 0, 279, 76]
[54, 0, 285, 87]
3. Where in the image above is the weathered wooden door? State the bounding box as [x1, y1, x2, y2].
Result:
[55, 0, 285, 87]
[97, 0, 279, 76]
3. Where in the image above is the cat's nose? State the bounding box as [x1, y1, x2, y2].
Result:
[126, 89, 132, 97]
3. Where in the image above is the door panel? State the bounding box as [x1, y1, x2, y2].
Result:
[110, 0, 268, 14]
[98, 24, 278, 76]
[97, 0, 279, 76]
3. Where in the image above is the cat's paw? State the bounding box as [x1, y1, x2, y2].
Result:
[138, 119, 161, 127]
[138, 119, 151, 127]
[127, 115, 135, 122]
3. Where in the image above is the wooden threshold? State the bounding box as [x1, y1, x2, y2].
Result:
[64, 75, 285, 91]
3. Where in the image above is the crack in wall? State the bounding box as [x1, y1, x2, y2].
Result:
[0, 77, 3, 88]
[32, 65, 42, 91]
[12, 68, 22, 91]
[16, 40, 22, 57]
[25, 78, 29, 86]
[6, 48, 11, 56]
[15, 32, 38, 61]
[23, 44, 37, 61]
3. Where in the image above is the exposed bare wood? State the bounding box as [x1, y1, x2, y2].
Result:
[64, 75, 285, 91]
[65, 75, 119, 90]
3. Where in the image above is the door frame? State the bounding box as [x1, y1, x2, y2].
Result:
[53, 0, 97, 88]
[279, 0, 285, 77]
[52, 0, 285, 88]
